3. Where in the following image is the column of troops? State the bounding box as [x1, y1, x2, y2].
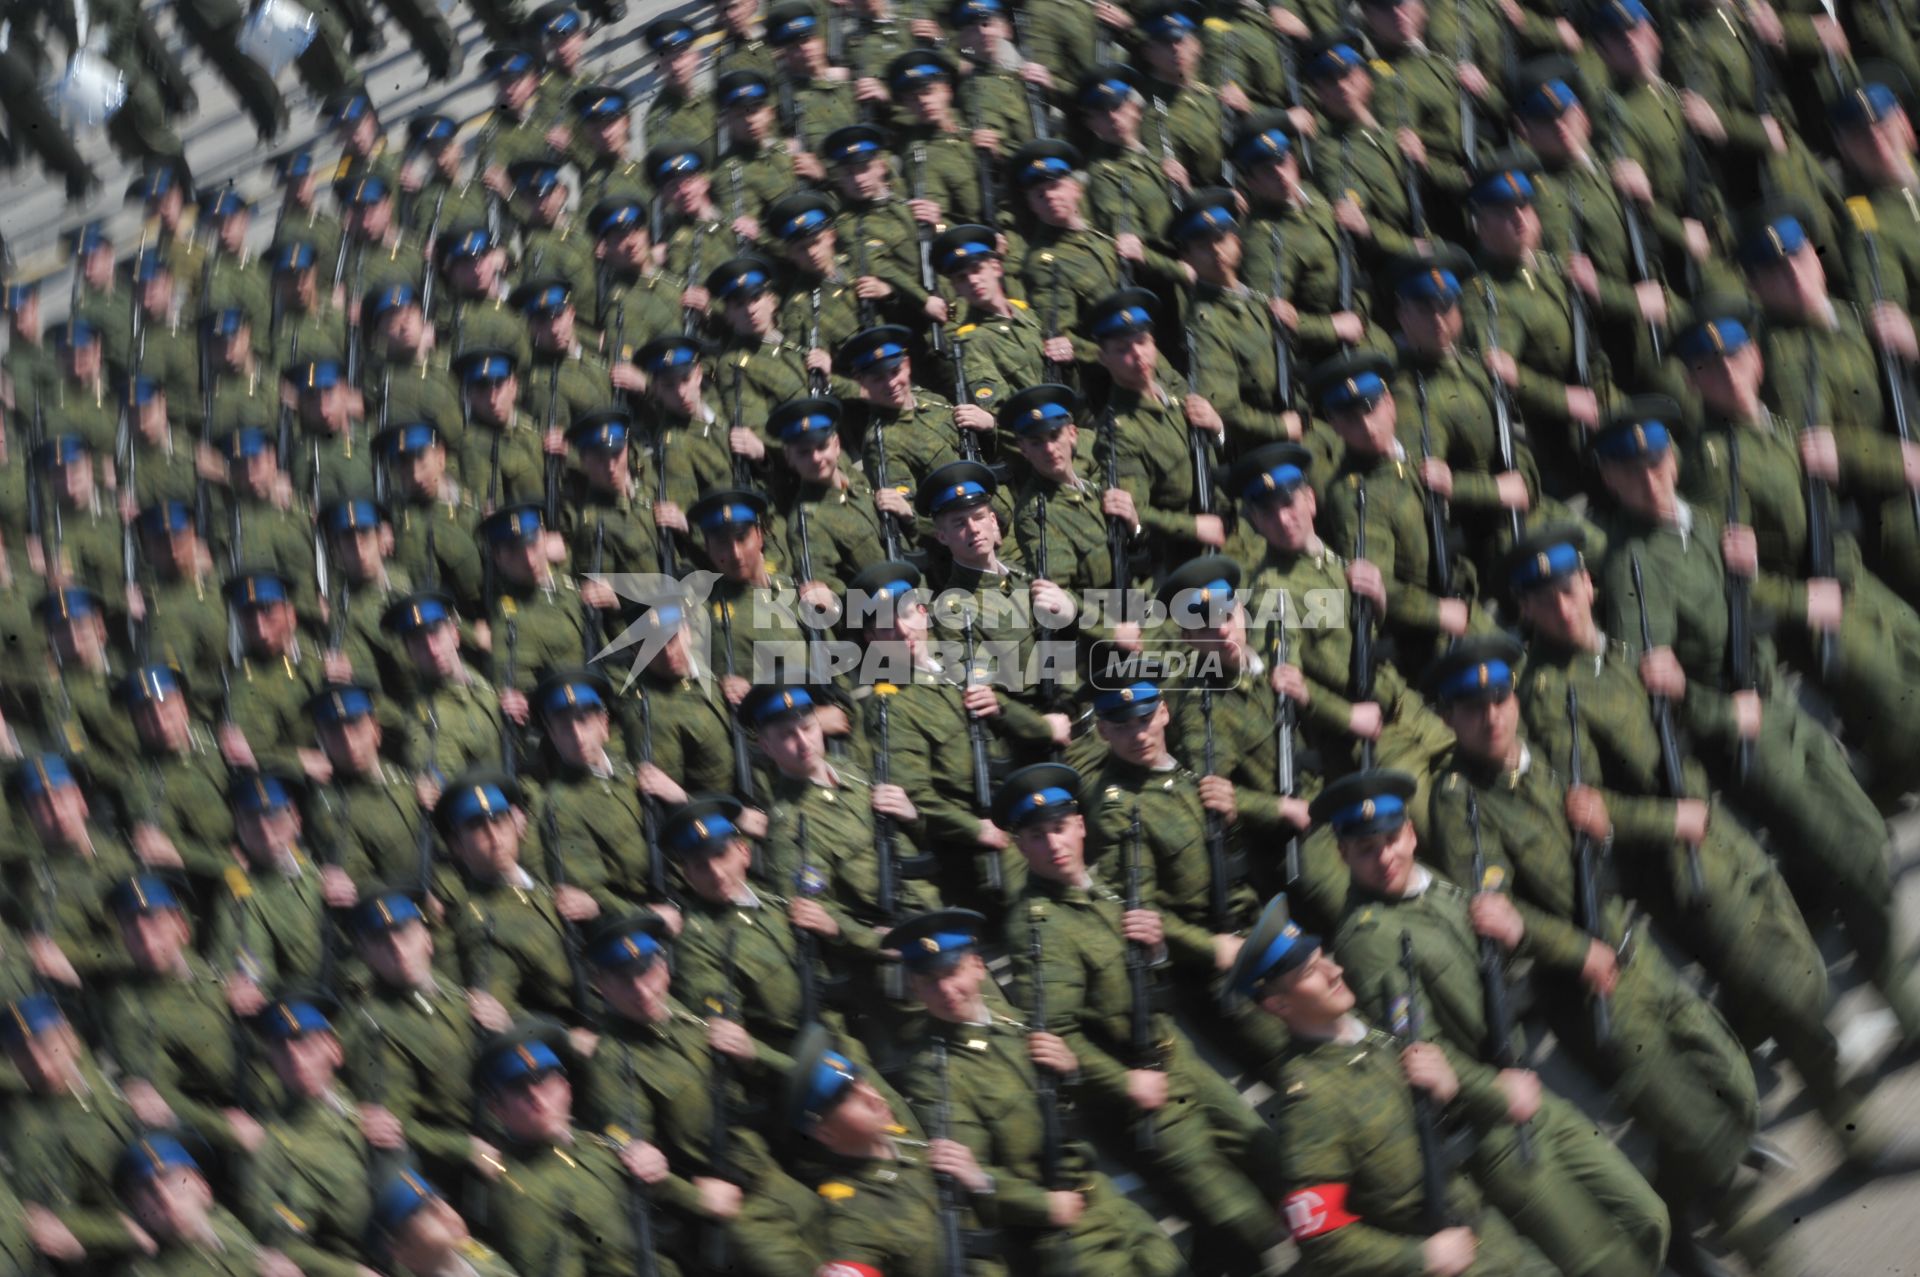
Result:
[5, 0, 1920, 1273]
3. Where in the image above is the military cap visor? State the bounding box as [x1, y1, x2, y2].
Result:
[689, 487, 769, 532]
[998, 383, 1078, 437]
[1308, 769, 1417, 838]
[890, 908, 989, 973]
[992, 762, 1084, 830]
[1422, 635, 1524, 704]
[916, 460, 998, 517]
[1, 994, 67, 1044]
[661, 794, 748, 858]
[1228, 442, 1314, 507]
[1093, 681, 1163, 722]
[1224, 895, 1318, 999]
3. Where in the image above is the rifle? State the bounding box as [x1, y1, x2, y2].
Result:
[930, 1038, 969, 1277]
[953, 340, 982, 462]
[853, 215, 878, 328]
[872, 414, 903, 560]
[542, 357, 563, 526]
[1183, 299, 1215, 514]
[345, 244, 366, 392]
[1026, 912, 1074, 1275]
[1846, 197, 1920, 541]
[961, 612, 994, 814]
[1044, 254, 1070, 386]
[1725, 433, 1754, 783]
[1477, 279, 1524, 540]
[1456, 19, 1479, 166]
[794, 815, 822, 1028]
[1349, 484, 1376, 768]
[420, 186, 449, 319]
[1334, 140, 1357, 317]
[1466, 790, 1533, 1163]
[543, 808, 592, 1014]
[1618, 176, 1664, 360]
[1392, 80, 1427, 236]
[717, 599, 755, 797]
[1034, 495, 1058, 714]
[1122, 806, 1157, 1152]
[584, 522, 605, 663]
[682, 226, 710, 336]
[1564, 189, 1593, 393]
[702, 928, 740, 1269]
[729, 365, 751, 488]
[500, 620, 519, 775]
[964, 79, 997, 223]
[653, 428, 679, 576]
[1414, 371, 1451, 597]
[617, 1037, 662, 1277]
[1629, 552, 1706, 900]
[807, 288, 829, 395]
[1393, 931, 1452, 1235]
[1117, 179, 1136, 288]
[416, 706, 440, 896]
[874, 691, 901, 925]
[1268, 226, 1293, 410]
[1270, 616, 1300, 887]
[1200, 687, 1230, 932]
[1565, 688, 1612, 1045]
[910, 144, 947, 357]
[794, 497, 824, 678]
[1100, 406, 1128, 591]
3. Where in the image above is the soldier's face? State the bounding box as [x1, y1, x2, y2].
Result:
[1244, 159, 1294, 205]
[812, 1079, 896, 1147]
[652, 365, 705, 415]
[7, 1023, 81, 1091]
[723, 0, 756, 32]
[271, 1031, 344, 1098]
[275, 267, 317, 310]
[1395, 296, 1463, 352]
[51, 614, 105, 670]
[1186, 232, 1243, 282]
[595, 955, 672, 1022]
[682, 837, 754, 900]
[1098, 332, 1158, 390]
[665, 47, 700, 87]
[910, 954, 987, 1022]
[1838, 115, 1918, 182]
[1312, 68, 1372, 120]
[120, 908, 193, 972]
[1144, 34, 1198, 81]
[500, 72, 539, 112]
[390, 1197, 473, 1270]
[760, 711, 826, 777]
[1188, 605, 1247, 667]
[652, 626, 696, 677]
[1517, 107, 1590, 162]
[581, 444, 629, 491]
[217, 214, 251, 257]
[587, 114, 631, 154]
[1597, 24, 1661, 81]
[402, 444, 449, 493]
[932, 503, 1001, 566]
[733, 102, 778, 143]
[54, 456, 94, 504]
[240, 601, 298, 654]
[1684, 346, 1763, 414]
[82, 246, 115, 290]
[455, 811, 526, 876]
[778, 36, 828, 75]
[530, 306, 576, 352]
[907, 80, 954, 120]
[794, 228, 838, 274]
[132, 693, 193, 751]
[65, 340, 103, 381]
[1329, 393, 1398, 457]
[1015, 424, 1078, 482]
[139, 275, 174, 315]
[1096, 701, 1170, 765]
[237, 804, 302, 860]
[1597, 450, 1679, 520]
[1259, 948, 1354, 1024]
[332, 525, 389, 580]
[1015, 811, 1087, 881]
[704, 522, 766, 581]
[604, 225, 651, 270]
[380, 304, 426, 350]
[667, 174, 712, 215]
[857, 360, 914, 405]
[1338, 820, 1419, 897]
[361, 919, 436, 987]
[1751, 249, 1828, 317]
[1516, 572, 1597, 647]
[953, 257, 1005, 304]
[491, 1072, 574, 1141]
[837, 155, 893, 203]
[320, 713, 382, 772]
[137, 396, 169, 438]
[1362, 0, 1426, 43]
[216, 328, 252, 370]
[128, 1168, 215, 1243]
[351, 199, 394, 239]
[1026, 177, 1084, 227]
[726, 290, 778, 335]
[546, 707, 610, 766]
[1472, 201, 1540, 258]
[407, 622, 461, 676]
[1085, 99, 1141, 146]
[782, 431, 842, 482]
[237, 451, 279, 499]
[1444, 688, 1519, 764]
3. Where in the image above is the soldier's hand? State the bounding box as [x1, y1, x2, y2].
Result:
[1333, 197, 1369, 238]
[1031, 579, 1076, 626]
[1111, 621, 1144, 652]
[1797, 426, 1841, 482]
[655, 500, 689, 533]
[122, 1079, 176, 1128]
[620, 1139, 671, 1184]
[321, 648, 355, 683]
[1279, 796, 1312, 829]
[1811, 12, 1849, 53]
[1580, 940, 1620, 997]
[555, 885, 600, 923]
[1122, 908, 1164, 947]
[1331, 312, 1367, 344]
[224, 1110, 266, 1153]
[963, 684, 1001, 719]
[1747, 0, 1785, 46]
[1271, 662, 1310, 705]
[731, 216, 762, 241]
[793, 150, 827, 181]
[1117, 233, 1147, 264]
[1020, 62, 1055, 90]
[1043, 335, 1075, 363]
[1870, 302, 1920, 361]
[257, 1250, 303, 1277]
[925, 295, 951, 324]
[1483, 348, 1519, 386]
[1161, 157, 1192, 191]
[721, 674, 751, 706]
[1099, 0, 1136, 29]
[1211, 932, 1244, 971]
[543, 426, 568, 457]
[568, 1028, 598, 1057]
[469, 1137, 505, 1179]
[1220, 82, 1253, 114]
[1102, 487, 1139, 530]
[708, 1017, 755, 1060]
[1633, 282, 1668, 326]
[581, 578, 619, 610]
[1494, 472, 1531, 510]
[1457, 61, 1490, 100]
[219, 723, 257, 770]
[1183, 394, 1225, 437]
[1608, 158, 1652, 205]
[1564, 784, 1611, 839]
[1423, 1225, 1478, 1276]
[1495, 1068, 1542, 1124]
[467, 990, 512, 1032]
[415, 774, 443, 810]
[1683, 218, 1711, 261]
[1673, 798, 1710, 845]
[1395, 128, 1428, 168]
[1126, 1067, 1169, 1112]
[1469, 892, 1526, 951]
[23, 1205, 85, 1261]
[681, 285, 712, 313]
[1732, 688, 1763, 739]
[126, 583, 145, 621]
[696, 1177, 744, 1219]
[1806, 578, 1843, 631]
[225, 973, 266, 1016]
[729, 427, 766, 463]
[1269, 296, 1299, 330]
[738, 807, 770, 839]
[1564, 385, 1599, 426]
[1193, 513, 1226, 547]
[1045, 713, 1072, 747]
[1637, 647, 1687, 700]
[913, 16, 943, 38]
[790, 897, 841, 937]
[1419, 457, 1453, 497]
[1401, 1042, 1460, 1104]
[1286, 106, 1318, 138]
[876, 486, 914, 518]
[1720, 523, 1758, 578]
[651, 904, 684, 936]
[499, 688, 531, 724]
[929, 1138, 994, 1193]
[1563, 252, 1597, 301]
[976, 821, 1010, 850]
[856, 76, 890, 102]
[873, 782, 919, 823]
[321, 865, 359, 908]
[1028, 1031, 1078, 1074]
[1198, 774, 1238, 818]
[1346, 558, 1386, 609]
[1348, 701, 1384, 741]
[546, 124, 574, 152]
[855, 276, 894, 301]
[358, 1103, 406, 1149]
[955, 404, 996, 434]
[971, 128, 1002, 152]
[1680, 91, 1725, 143]
[484, 165, 511, 197]
[132, 823, 185, 869]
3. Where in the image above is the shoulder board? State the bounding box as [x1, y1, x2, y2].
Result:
[1103, 783, 1122, 800]
[1443, 773, 1460, 792]
[954, 323, 978, 336]
[1009, 298, 1030, 310]
[225, 865, 253, 899]
[1028, 901, 1048, 922]
[270, 1203, 309, 1235]
[1204, 15, 1233, 31]
[818, 1180, 857, 1201]
[458, 1240, 501, 1262]
[1370, 59, 1395, 76]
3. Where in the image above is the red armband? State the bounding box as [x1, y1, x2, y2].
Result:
[1283, 1183, 1361, 1240]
